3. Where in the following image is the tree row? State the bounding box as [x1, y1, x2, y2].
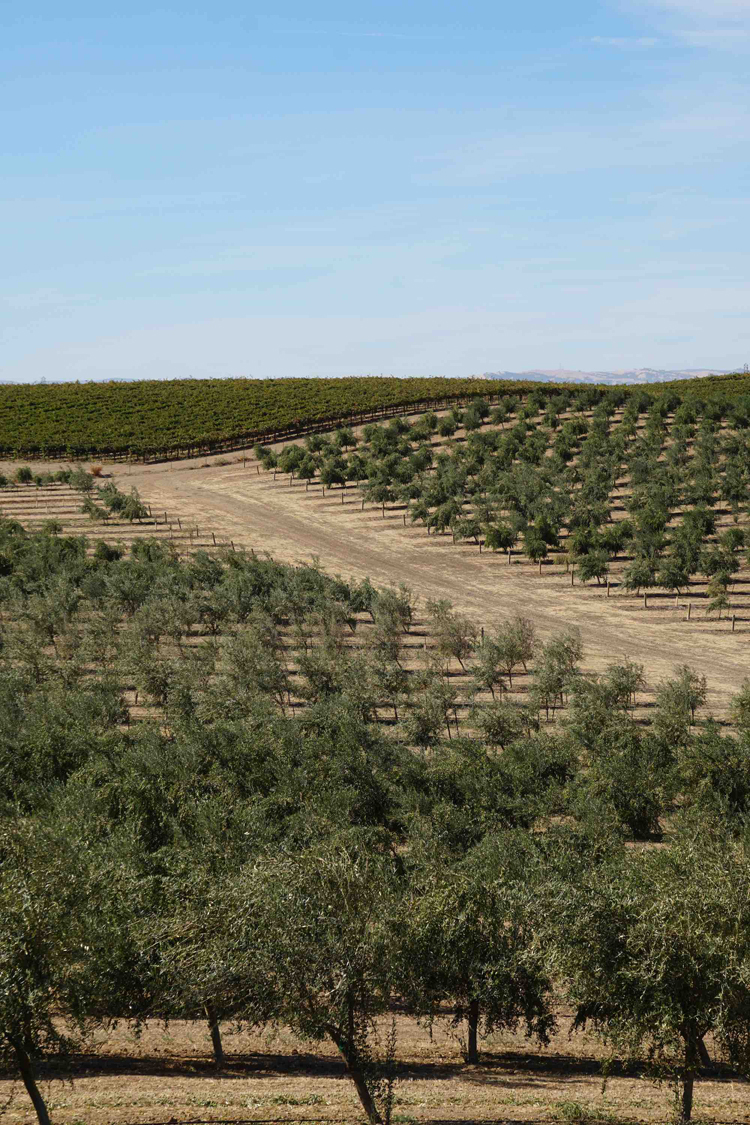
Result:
[0, 524, 749, 1122]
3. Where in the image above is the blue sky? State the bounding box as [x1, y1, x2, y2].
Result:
[2, 0, 749, 382]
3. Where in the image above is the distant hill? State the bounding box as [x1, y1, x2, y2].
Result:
[481, 368, 735, 385]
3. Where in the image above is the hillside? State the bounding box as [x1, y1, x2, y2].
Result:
[2, 371, 749, 462]
[1, 381, 750, 1125]
[0, 375, 511, 460]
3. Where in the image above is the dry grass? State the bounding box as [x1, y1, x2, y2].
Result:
[102, 443, 750, 721]
[0, 481, 226, 558]
[4, 1015, 747, 1125]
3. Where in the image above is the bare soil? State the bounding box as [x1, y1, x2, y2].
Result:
[5, 1015, 748, 1125]
[105, 451, 749, 720]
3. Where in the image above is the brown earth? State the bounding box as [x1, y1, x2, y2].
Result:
[4, 1014, 748, 1125]
[106, 451, 749, 720]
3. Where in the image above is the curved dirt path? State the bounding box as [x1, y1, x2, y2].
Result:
[114, 454, 749, 717]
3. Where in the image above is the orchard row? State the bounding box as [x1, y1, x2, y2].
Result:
[258, 384, 750, 611]
[1, 522, 749, 1123]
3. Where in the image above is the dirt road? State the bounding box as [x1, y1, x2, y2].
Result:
[115, 454, 748, 716]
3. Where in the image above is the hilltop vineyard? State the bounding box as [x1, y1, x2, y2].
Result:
[0, 375, 535, 460]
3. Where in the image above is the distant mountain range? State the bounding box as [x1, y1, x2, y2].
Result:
[481, 368, 737, 385]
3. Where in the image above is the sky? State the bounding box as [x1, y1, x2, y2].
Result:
[2, 0, 750, 382]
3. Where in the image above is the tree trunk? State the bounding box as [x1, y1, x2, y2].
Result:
[12, 1041, 51, 1125]
[328, 1016, 383, 1125]
[466, 998, 480, 1064]
[681, 1068, 695, 1123]
[680, 1035, 698, 1122]
[346, 1059, 384, 1125]
[205, 1002, 224, 1066]
[697, 1037, 711, 1069]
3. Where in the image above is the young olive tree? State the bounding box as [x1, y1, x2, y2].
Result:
[484, 520, 517, 558]
[426, 599, 477, 674]
[677, 722, 750, 827]
[471, 698, 527, 750]
[530, 628, 583, 721]
[577, 548, 609, 586]
[492, 615, 536, 688]
[706, 573, 731, 619]
[652, 665, 707, 747]
[470, 635, 507, 700]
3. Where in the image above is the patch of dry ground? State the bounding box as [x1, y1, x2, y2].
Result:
[107, 451, 749, 720]
[4, 1016, 748, 1125]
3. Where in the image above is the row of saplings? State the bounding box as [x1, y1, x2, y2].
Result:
[254, 389, 750, 604]
[7, 728, 750, 1125]
[0, 464, 151, 523]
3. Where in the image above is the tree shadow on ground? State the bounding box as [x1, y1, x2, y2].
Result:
[24, 1045, 745, 1085]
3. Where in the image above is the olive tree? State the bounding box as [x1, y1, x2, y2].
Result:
[577, 548, 609, 586]
[677, 721, 750, 827]
[401, 833, 554, 1065]
[652, 665, 707, 747]
[426, 600, 477, 674]
[530, 628, 583, 721]
[471, 698, 527, 750]
[185, 835, 401, 1124]
[484, 520, 517, 557]
[540, 830, 750, 1122]
[0, 818, 98, 1125]
[494, 615, 536, 688]
[730, 679, 750, 733]
[470, 635, 507, 700]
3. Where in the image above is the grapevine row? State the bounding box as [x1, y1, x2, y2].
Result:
[0, 371, 747, 462]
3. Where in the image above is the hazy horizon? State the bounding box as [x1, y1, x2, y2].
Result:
[0, 366, 738, 388]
